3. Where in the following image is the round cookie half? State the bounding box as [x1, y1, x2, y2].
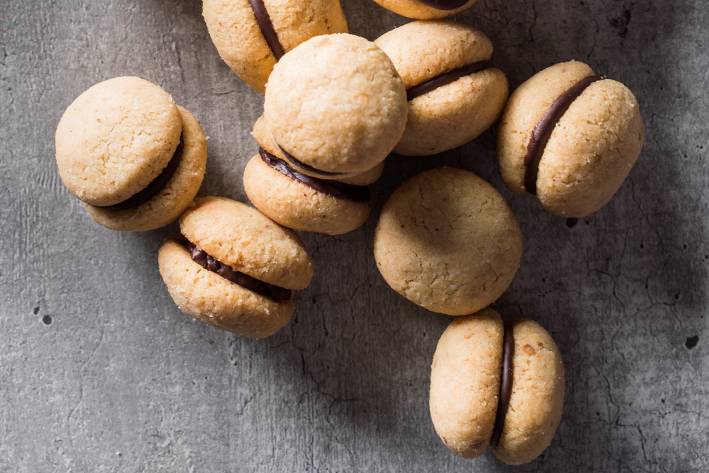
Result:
[373, 167, 523, 315]
[55, 76, 182, 206]
[493, 319, 565, 465]
[203, 0, 348, 93]
[430, 309, 504, 457]
[376, 21, 508, 156]
[372, 0, 477, 19]
[264, 33, 408, 177]
[86, 106, 207, 231]
[498, 60, 644, 217]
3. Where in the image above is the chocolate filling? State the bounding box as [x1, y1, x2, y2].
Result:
[185, 242, 292, 302]
[490, 323, 514, 449]
[248, 0, 285, 60]
[278, 145, 348, 177]
[524, 75, 604, 195]
[420, 0, 469, 9]
[406, 61, 492, 101]
[259, 148, 370, 202]
[100, 135, 184, 211]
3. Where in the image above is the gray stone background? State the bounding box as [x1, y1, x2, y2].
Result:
[1, 0, 707, 471]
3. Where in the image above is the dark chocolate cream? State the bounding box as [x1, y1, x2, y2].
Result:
[406, 60, 492, 101]
[259, 148, 370, 202]
[248, 0, 285, 60]
[101, 134, 184, 211]
[524, 75, 604, 195]
[278, 145, 348, 178]
[490, 323, 515, 449]
[420, 0, 469, 9]
[186, 242, 292, 302]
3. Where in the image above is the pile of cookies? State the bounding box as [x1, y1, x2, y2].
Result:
[54, 0, 644, 466]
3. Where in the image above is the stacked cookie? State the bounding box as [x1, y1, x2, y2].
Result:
[53, 0, 646, 467]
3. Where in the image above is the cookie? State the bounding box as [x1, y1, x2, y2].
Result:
[497, 60, 645, 217]
[243, 116, 381, 235]
[203, 0, 348, 93]
[372, 0, 477, 19]
[373, 167, 522, 316]
[375, 21, 508, 156]
[55, 76, 207, 231]
[264, 33, 408, 178]
[158, 196, 314, 339]
[430, 309, 565, 465]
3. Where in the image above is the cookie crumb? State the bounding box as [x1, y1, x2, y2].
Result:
[42, 315, 52, 325]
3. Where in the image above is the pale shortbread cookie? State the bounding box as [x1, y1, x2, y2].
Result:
[430, 309, 504, 458]
[493, 319, 565, 465]
[86, 106, 207, 231]
[376, 21, 508, 156]
[264, 34, 408, 177]
[203, 0, 347, 93]
[55, 76, 182, 207]
[244, 115, 376, 235]
[498, 60, 644, 217]
[158, 196, 314, 339]
[430, 310, 565, 465]
[374, 167, 522, 315]
[372, 0, 477, 19]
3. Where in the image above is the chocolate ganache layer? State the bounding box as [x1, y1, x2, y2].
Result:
[406, 61, 492, 101]
[277, 145, 348, 178]
[259, 148, 370, 202]
[185, 242, 292, 302]
[248, 0, 285, 60]
[420, 0, 470, 9]
[102, 134, 184, 211]
[490, 323, 514, 449]
[524, 74, 604, 195]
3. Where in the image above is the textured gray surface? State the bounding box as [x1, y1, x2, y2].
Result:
[1, 0, 707, 471]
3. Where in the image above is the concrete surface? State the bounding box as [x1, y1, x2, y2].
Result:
[1, 0, 707, 471]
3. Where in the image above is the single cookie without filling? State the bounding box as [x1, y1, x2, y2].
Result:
[203, 0, 348, 93]
[158, 196, 314, 339]
[498, 60, 645, 218]
[55, 76, 207, 231]
[372, 0, 477, 19]
[243, 116, 382, 235]
[373, 167, 523, 316]
[430, 309, 565, 465]
[264, 33, 408, 178]
[376, 21, 508, 156]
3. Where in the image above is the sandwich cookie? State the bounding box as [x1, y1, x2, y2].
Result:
[498, 60, 645, 217]
[371, 0, 477, 19]
[55, 76, 207, 231]
[203, 0, 348, 93]
[375, 21, 508, 156]
[430, 309, 565, 464]
[243, 116, 382, 235]
[373, 167, 522, 316]
[264, 33, 408, 179]
[158, 197, 314, 339]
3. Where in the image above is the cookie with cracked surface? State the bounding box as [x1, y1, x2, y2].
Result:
[430, 309, 565, 465]
[243, 116, 382, 235]
[264, 33, 408, 178]
[203, 0, 347, 93]
[375, 21, 508, 156]
[158, 196, 314, 339]
[55, 76, 207, 231]
[374, 167, 522, 315]
[372, 0, 477, 19]
[497, 60, 645, 218]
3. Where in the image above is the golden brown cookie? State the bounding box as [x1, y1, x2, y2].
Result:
[158, 196, 314, 339]
[203, 0, 348, 93]
[430, 309, 565, 465]
[497, 60, 645, 217]
[372, 0, 477, 19]
[375, 21, 508, 156]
